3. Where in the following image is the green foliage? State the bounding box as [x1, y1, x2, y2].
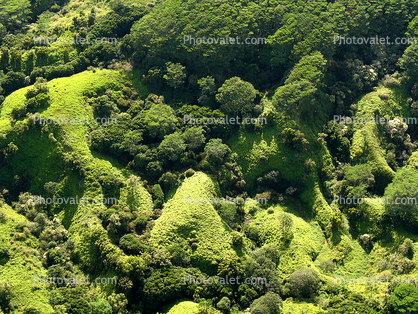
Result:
[0, 0, 31, 31]
[164, 62, 186, 88]
[149, 172, 236, 274]
[343, 164, 375, 198]
[288, 268, 320, 298]
[119, 234, 147, 255]
[159, 172, 180, 191]
[2, 71, 25, 94]
[185, 169, 195, 178]
[327, 292, 378, 314]
[158, 132, 186, 161]
[322, 121, 352, 163]
[204, 138, 230, 166]
[281, 128, 309, 150]
[272, 52, 326, 114]
[139, 103, 178, 139]
[384, 169, 418, 224]
[0, 281, 13, 313]
[216, 77, 257, 115]
[387, 284, 418, 314]
[182, 126, 206, 151]
[400, 44, 418, 80]
[107, 293, 128, 314]
[23, 306, 43, 314]
[250, 292, 282, 314]
[146, 161, 164, 179]
[130, 0, 278, 82]
[216, 297, 230, 313]
[50, 287, 91, 314]
[166, 301, 199, 314]
[230, 231, 244, 247]
[256, 170, 282, 191]
[151, 184, 164, 209]
[2, 1, 418, 313]
[198, 76, 216, 104]
[25, 77, 48, 99]
[90, 299, 112, 314]
[399, 238, 414, 259]
[243, 244, 281, 295]
[142, 266, 202, 312]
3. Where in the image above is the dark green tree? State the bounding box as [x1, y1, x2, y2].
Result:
[388, 284, 418, 314]
[288, 268, 320, 298]
[163, 62, 186, 88]
[203, 138, 230, 165]
[216, 77, 257, 115]
[250, 292, 282, 314]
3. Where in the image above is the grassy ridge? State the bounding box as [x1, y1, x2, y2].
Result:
[0, 69, 153, 309]
[165, 301, 200, 314]
[150, 172, 236, 274]
[249, 204, 325, 276]
[0, 203, 54, 313]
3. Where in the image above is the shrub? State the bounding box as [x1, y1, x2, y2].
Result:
[139, 103, 178, 139]
[378, 93, 389, 100]
[216, 77, 257, 115]
[151, 184, 164, 209]
[387, 284, 418, 314]
[133, 215, 148, 234]
[44, 181, 59, 195]
[231, 231, 244, 247]
[158, 132, 186, 161]
[0, 281, 13, 313]
[204, 138, 231, 165]
[25, 77, 48, 99]
[185, 169, 195, 177]
[163, 62, 186, 88]
[217, 297, 231, 313]
[143, 267, 203, 311]
[289, 268, 320, 298]
[319, 260, 335, 274]
[146, 161, 164, 178]
[2, 71, 25, 94]
[250, 292, 282, 314]
[399, 238, 414, 258]
[159, 172, 179, 190]
[281, 128, 309, 149]
[256, 170, 282, 190]
[377, 253, 415, 275]
[182, 126, 206, 150]
[382, 74, 401, 88]
[23, 306, 42, 314]
[90, 299, 112, 314]
[107, 293, 128, 314]
[119, 234, 146, 255]
[11, 103, 27, 119]
[384, 169, 418, 223]
[0, 211, 5, 223]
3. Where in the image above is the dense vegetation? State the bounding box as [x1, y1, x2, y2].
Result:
[1, 0, 418, 313]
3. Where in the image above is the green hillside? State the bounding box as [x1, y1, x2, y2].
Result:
[1, 0, 418, 313]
